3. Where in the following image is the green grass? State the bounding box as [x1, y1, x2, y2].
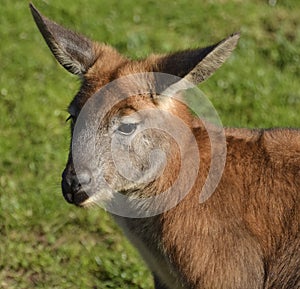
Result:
[0, 0, 299, 288]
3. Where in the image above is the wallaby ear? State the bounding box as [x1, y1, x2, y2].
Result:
[155, 33, 240, 85]
[29, 3, 96, 76]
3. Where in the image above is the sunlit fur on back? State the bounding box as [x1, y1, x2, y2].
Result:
[30, 4, 300, 289]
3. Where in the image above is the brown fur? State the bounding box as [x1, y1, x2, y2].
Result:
[30, 4, 300, 289]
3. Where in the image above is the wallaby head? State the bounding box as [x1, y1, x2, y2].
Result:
[30, 3, 239, 212]
[29, 3, 239, 211]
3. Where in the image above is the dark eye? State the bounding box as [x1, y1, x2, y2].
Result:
[117, 123, 137, 135]
[66, 115, 76, 123]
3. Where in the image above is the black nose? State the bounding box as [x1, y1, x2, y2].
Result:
[61, 168, 91, 206]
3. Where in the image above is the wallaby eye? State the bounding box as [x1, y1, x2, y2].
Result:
[66, 115, 73, 122]
[66, 115, 76, 123]
[117, 123, 137, 135]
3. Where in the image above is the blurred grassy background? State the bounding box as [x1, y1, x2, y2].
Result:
[0, 0, 299, 288]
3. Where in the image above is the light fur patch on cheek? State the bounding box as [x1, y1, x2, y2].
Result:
[81, 188, 114, 208]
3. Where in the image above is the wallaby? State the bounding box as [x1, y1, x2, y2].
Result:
[30, 3, 300, 289]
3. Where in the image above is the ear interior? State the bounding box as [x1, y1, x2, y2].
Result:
[154, 33, 240, 85]
[184, 33, 240, 84]
[29, 3, 96, 75]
